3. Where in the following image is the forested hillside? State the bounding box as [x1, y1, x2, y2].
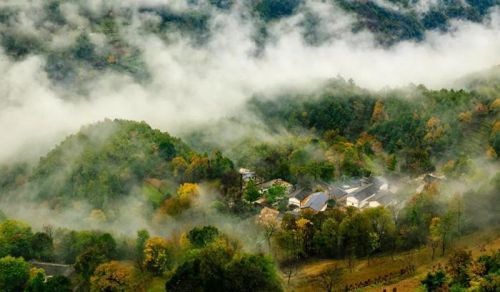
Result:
[1, 0, 498, 88]
[187, 77, 500, 185]
[2, 119, 236, 211]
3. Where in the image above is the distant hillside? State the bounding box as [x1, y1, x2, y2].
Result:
[28, 119, 234, 209]
[247, 79, 499, 165]
[0, 0, 498, 88]
[188, 77, 500, 183]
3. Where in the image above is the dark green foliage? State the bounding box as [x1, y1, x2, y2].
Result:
[166, 244, 283, 292]
[336, 0, 424, 45]
[31, 232, 54, 261]
[462, 173, 500, 232]
[491, 132, 500, 154]
[0, 220, 34, 259]
[72, 33, 96, 62]
[244, 79, 498, 180]
[265, 184, 286, 204]
[335, 0, 499, 45]
[74, 247, 107, 280]
[57, 230, 116, 264]
[166, 244, 232, 292]
[225, 254, 283, 292]
[244, 180, 260, 202]
[25, 268, 45, 292]
[421, 250, 500, 291]
[209, 0, 234, 10]
[135, 229, 150, 267]
[0, 163, 28, 192]
[30, 119, 191, 208]
[0, 32, 42, 59]
[254, 0, 302, 21]
[422, 269, 448, 291]
[0, 256, 30, 292]
[44, 276, 72, 292]
[139, 7, 211, 45]
[28, 119, 235, 209]
[44, 0, 66, 25]
[187, 226, 220, 248]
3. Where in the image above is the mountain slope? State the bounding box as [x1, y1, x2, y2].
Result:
[29, 119, 194, 208]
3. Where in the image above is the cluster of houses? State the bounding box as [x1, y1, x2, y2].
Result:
[240, 168, 400, 219]
[242, 168, 447, 222]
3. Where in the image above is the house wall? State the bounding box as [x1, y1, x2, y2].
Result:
[346, 196, 358, 207]
[289, 197, 301, 207]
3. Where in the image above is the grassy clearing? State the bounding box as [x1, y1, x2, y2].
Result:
[286, 228, 500, 291]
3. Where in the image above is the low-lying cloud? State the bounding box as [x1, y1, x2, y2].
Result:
[0, 1, 500, 163]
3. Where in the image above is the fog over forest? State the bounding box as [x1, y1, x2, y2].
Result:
[0, 0, 499, 163]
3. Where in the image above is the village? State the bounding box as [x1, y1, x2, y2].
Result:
[238, 168, 447, 224]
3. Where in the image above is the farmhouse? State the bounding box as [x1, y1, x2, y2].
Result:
[288, 188, 311, 208]
[239, 168, 256, 182]
[301, 192, 330, 212]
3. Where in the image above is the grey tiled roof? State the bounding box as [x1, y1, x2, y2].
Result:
[301, 192, 328, 211]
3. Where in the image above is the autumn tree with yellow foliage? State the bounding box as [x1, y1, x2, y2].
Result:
[90, 261, 136, 292]
[158, 183, 199, 217]
[143, 237, 174, 275]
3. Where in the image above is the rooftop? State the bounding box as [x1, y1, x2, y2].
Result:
[301, 192, 329, 211]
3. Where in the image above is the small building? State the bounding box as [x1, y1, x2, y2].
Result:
[343, 181, 379, 208]
[239, 168, 256, 182]
[288, 188, 311, 208]
[301, 192, 329, 212]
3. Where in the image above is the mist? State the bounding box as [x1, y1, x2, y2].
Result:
[0, 1, 498, 164]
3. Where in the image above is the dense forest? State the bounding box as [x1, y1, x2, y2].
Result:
[1, 76, 499, 290]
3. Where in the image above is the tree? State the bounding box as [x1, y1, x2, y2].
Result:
[90, 261, 135, 292]
[31, 232, 54, 261]
[160, 183, 199, 216]
[364, 207, 396, 257]
[0, 256, 30, 292]
[439, 213, 454, 256]
[57, 230, 116, 265]
[44, 276, 72, 292]
[187, 226, 220, 248]
[135, 229, 149, 269]
[314, 218, 339, 258]
[448, 249, 472, 287]
[225, 254, 283, 292]
[25, 267, 45, 292]
[318, 265, 344, 292]
[0, 220, 34, 259]
[339, 212, 371, 269]
[421, 268, 448, 291]
[74, 247, 107, 281]
[165, 243, 232, 291]
[274, 230, 300, 284]
[428, 217, 441, 260]
[265, 184, 286, 204]
[244, 179, 260, 202]
[143, 237, 173, 275]
[259, 215, 280, 250]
